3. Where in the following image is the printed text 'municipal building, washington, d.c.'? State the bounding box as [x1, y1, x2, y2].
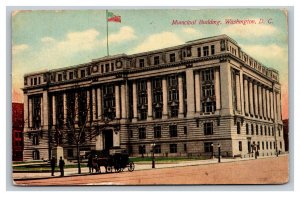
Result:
[22, 34, 285, 161]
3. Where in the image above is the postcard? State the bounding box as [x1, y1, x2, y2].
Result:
[12, 9, 289, 186]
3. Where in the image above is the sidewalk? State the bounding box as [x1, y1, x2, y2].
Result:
[12, 154, 287, 181]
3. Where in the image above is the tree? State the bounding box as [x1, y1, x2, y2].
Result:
[54, 89, 114, 174]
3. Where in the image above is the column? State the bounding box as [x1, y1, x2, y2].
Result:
[97, 87, 102, 120]
[29, 98, 33, 128]
[186, 69, 195, 117]
[132, 81, 138, 122]
[253, 82, 258, 117]
[220, 63, 233, 115]
[40, 97, 43, 126]
[115, 84, 121, 119]
[24, 95, 28, 130]
[244, 78, 249, 115]
[92, 88, 97, 120]
[277, 93, 281, 121]
[273, 91, 277, 121]
[239, 71, 244, 115]
[113, 131, 120, 147]
[146, 80, 152, 120]
[52, 95, 56, 125]
[258, 85, 263, 118]
[87, 90, 90, 122]
[195, 71, 201, 114]
[235, 73, 241, 112]
[178, 74, 184, 118]
[263, 88, 267, 119]
[75, 92, 78, 123]
[266, 89, 270, 119]
[249, 80, 254, 116]
[121, 83, 127, 119]
[63, 93, 67, 124]
[215, 68, 221, 111]
[270, 91, 274, 119]
[162, 77, 168, 119]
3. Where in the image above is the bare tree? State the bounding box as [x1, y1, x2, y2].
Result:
[53, 90, 113, 174]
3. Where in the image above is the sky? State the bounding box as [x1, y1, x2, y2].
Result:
[12, 9, 289, 119]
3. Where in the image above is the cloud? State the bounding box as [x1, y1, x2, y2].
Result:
[182, 27, 203, 37]
[241, 44, 287, 66]
[221, 23, 278, 38]
[12, 44, 29, 55]
[130, 32, 184, 54]
[106, 26, 136, 44]
[41, 37, 56, 43]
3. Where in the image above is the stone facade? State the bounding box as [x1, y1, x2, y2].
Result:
[22, 34, 285, 161]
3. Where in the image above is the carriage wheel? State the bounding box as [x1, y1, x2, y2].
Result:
[106, 166, 112, 173]
[114, 164, 122, 173]
[128, 162, 135, 172]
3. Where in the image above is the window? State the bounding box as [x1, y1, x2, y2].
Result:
[270, 141, 272, 149]
[38, 77, 41, 84]
[237, 122, 241, 134]
[139, 59, 145, 68]
[128, 130, 133, 138]
[154, 56, 160, 65]
[184, 144, 187, 152]
[105, 64, 110, 72]
[260, 125, 263, 135]
[170, 144, 177, 153]
[184, 126, 187, 135]
[266, 141, 269, 150]
[139, 128, 146, 139]
[69, 72, 73, 80]
[203, 46, 209, 56]
[220, 40, 225, 51]
[204, 142, 213, 153]
[272, 128, 274, 136]
[197, 47, 201, 57]
[239, 141, 242, 151]
[67, 149, 73, 158]
[262, 141, 265, 150]
[111, 63, 114, 71]
[58, 74, 62, 82]
[186, 47, 192, 57]
[169, 125, 177, 137]
[32, 134, 39, 145]
[264, 126, 267, 135]
[268, 127, 271, 136]
[101, 65, 104, 73]
[154, 145, 161, 154]
[278, 129, 281, 136]
[32, 150, 40, 160]
[170, 53, 175, 62]
[81, 70, 85, 78]
[251, 124, 254, 135]
[257, 141, 260, 150]
[154, 126, 161, 138]
[256, 125, 259, 135]
[31, 78, 33, 85]
[202, 69, 214, 81]
[139, 145, 146, 154]
[280, 141, 282, 149]
[211, 45, 215, 55]
[204, 122, 213, 135]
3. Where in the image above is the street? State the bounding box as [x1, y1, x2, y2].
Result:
[14, 155, 288, 186]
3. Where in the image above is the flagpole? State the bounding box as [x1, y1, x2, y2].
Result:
[106, 10, 109, 56]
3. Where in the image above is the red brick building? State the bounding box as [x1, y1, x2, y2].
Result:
[12, 103, 24, 161]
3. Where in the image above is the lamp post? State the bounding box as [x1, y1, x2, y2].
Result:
[151, 143, 156, 168]
[211, 143, 214, 159]
[218, 143, 221, 163]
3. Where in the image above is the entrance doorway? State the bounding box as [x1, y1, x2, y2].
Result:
[103, 130, 113, 155]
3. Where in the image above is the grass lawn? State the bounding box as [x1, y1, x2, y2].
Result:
[13, 164, 87, 171]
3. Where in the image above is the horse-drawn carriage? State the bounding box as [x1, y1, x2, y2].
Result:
[89, 150, 135, 173]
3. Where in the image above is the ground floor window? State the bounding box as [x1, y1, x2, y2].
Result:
[32, 150, 40, 160]
[204, 142, 213, 153]
[139, 145, 146, 154]
[67, 149, 73, 158]
[170, 144, 177, 153]
[154, 145, 161, 154]
[239, 141, 242, 151]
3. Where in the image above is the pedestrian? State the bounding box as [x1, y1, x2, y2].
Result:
[88, 154, 93, 174]
[50, 157, 56, 176]
[59, 156, 65, 177]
